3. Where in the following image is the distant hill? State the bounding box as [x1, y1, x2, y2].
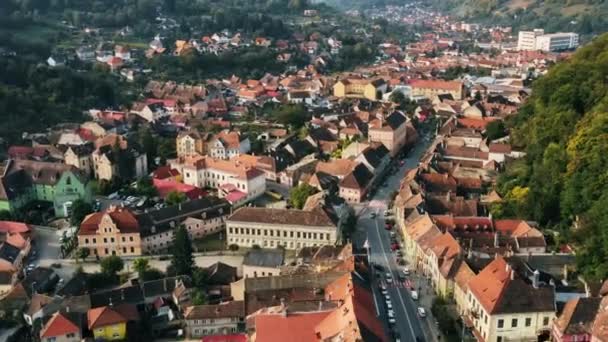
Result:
[426, 0, 608, 35]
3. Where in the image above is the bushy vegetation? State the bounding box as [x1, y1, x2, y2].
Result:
[495, 33, 608, 279]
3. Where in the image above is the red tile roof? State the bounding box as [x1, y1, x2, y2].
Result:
[0, 221, 30, 234]
[410, 79, 463, 91]
[87, 306, 128, 329]
[79, 207, 139, 235]
[41, 312, 80, 338]
[253, 311, 332, 342]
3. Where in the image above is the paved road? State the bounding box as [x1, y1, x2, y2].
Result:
[356, 137, 436, 342]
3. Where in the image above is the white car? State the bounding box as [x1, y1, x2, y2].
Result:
[381, 288, 388, 295]
[411, 291, 418, 300]
[385, 272, 392, 279]
[386, 301, 393, 310]
[403, 267, 410, 276]
[384, 293, 390, 301]
[388, 317, 396, 324]
[388, 310, 394, 318]
[417, 307, 426, 318]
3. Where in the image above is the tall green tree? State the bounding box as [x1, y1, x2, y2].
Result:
[100, 255, 124, 278]
[289, 183, 318, 209]
[170, 225, 195, 276]
[133, 257, 150, 279]
[70, 199, 93, 226]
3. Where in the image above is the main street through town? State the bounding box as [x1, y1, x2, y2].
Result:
[353, 134, 436, 342]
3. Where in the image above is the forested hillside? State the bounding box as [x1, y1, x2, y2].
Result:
[425, 0, 608, 35]
[494, 33, 608, 279]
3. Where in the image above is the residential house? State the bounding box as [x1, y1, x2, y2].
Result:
[242, 249, 285, 278]
[130, 102, 169, 123]
[176, 131, 207, 157]
[465, 256, 555, 342]
[368, 111, 410, 157]
[333, 77, 387, 101]
[87, 305, 135, 341]
[552, 297, 601, 342]
[226, 205, 338, 250]
[63, 144, 94, 177]
[287, 90, 316, 105]
[78, 206, 142, 257]
[40, 311, 83, 342]
[184, 301, 245, 338]
[339, 163, 374, 204]
[91, 144, 147, 181]
[0, 159, 92, 217]
[208, 131, 251, 160]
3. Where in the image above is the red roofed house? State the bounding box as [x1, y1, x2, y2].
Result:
[77, 206, 141, 257]
[40, 311, 83, 342]
[87, 305, 134, 341]
[466, 256, 555, 342]
[153, 178, 206, 200]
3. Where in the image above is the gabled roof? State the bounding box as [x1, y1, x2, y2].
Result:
[228, 207, 336, 228]
[184, 301, 245, 319]
[244, 249, 284, 268]
[79, 207, 139, 235]
[554, 297, 600, 335]
[40, 311, 81, 338]
[87, 305, 130, 329]
[339, 163, 373, 190]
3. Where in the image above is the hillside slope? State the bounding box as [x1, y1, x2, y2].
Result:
[427, 0, 608, 34]
[494, 33, 608, 279]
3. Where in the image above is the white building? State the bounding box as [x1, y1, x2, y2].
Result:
[226, 206, 338, 250]
[535, 33, 579, 52]
[170, 156, 266, 203]
[518, 29, 579, 51]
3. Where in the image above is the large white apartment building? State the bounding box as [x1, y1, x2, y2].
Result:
[226, 206, 338, 250]
[170, 155, 266, 203]
[518, 29, 579, 52]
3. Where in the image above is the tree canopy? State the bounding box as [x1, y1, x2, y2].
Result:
[288, 183, 318, 209]
[170, 225, 195, 276]
[497, 33, 608, 279]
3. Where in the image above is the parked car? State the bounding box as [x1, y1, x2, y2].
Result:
[417, 307, 426, 318]
[403, 267, 410, 276]
[411, 291, 418, 300]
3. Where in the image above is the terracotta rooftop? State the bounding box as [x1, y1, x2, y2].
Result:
[228, 207, 336, 228]
[79, 207, 139, 235]
[40, 311, 81, 338]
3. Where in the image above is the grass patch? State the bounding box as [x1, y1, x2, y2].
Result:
[193, 232, 226, 252]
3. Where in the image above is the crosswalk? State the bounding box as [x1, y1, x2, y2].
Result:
[378, 279, 416, 290]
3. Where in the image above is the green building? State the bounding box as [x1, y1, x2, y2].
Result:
[0, 159, 92, 218]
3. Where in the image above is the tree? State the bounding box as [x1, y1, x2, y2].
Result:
[166, 191, 187, 206]
[288, 183, 318, 209]
[389, 91, 406, 104]
[136, 177, 158, 198]
[75, 247, 90, 262]
[170, 225, 195, 276]
[191, 288, 207, 305]
[0, 210, 12, 220]
[485, 120, 507, 141]
[133, 258, 150, 279]
[100, 255, 124, 278]
[70, 199, 93, 226]
[192, 267, 208, 288]
[271, 104, 310, 129]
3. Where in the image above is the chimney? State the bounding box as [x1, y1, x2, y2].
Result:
[494, 232, 499, 248]
[532, 270, 540, 289]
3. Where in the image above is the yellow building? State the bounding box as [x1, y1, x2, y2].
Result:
[87, 306, 130, 341]
[410, 79, 464, 100]
[333, 77, 387, 101]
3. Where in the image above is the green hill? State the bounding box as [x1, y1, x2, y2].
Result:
[427, 0, 608, 35]
[494, 33, 608, 279]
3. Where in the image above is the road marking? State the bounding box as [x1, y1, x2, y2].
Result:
[374, 217, 417, 341]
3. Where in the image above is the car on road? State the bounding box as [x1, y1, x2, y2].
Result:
[398, 273, 406, 281]
[370, 212, 377, 218]
[386, 301, 393, 310]
[384, 293, 390, 301]
[391, 243, 399, 251]
[402, 267, 410, 276]
[387, 310, 394, 318]
[411, 291, 418, 300]
[381, 288, 388, 295]
[385, 272, 392, 279]
[385, 223, 393, 230]
[373, 264, 384, 272]
[417, 307, 426, 318]
[388, 317, 396, 324]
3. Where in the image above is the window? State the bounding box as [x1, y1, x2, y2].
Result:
[497, 319, 504, 328]
[123, 247, 126, 253]
[525, 318, 531, 327]
[511, 318, 517, 328]
[85, 238, 89, 244]
[93, 238, 96, 243]
[66, 333, 75, 338]
[543, 317, 550, 326]
[497, 337, 502, 342]
[129, 236, 134, 242]
[103, 238, 107, 243]
[484, 315, 488, 324]
[131, 247, 135, 253]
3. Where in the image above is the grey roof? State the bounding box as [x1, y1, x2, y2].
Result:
[0, 242, 20, 264]
[137, 196, 230, 237]
[386, 111, 407, 130]
[243, 249, 285, 268]
[361, 144, 389, 169]
[141, 275, 192, 299]
[89, 285, 144, 307]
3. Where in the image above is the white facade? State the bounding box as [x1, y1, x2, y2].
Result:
[535, 33, 579, 52]
[518, 29, 579, 51]
[226, 221, 336, 250]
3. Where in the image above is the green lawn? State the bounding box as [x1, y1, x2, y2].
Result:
[193, 232, 226, 252]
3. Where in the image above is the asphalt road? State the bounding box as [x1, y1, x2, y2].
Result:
[356, 137, 436, 342]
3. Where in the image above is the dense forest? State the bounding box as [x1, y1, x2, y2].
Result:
[494, 33, 608, 279]
[0, 57, 131, 145]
